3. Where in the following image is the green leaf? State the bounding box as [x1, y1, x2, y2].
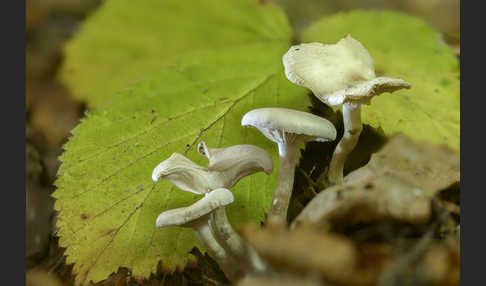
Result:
[301, 10, 460, 152]
[54, 1, 308, 284]
[60, 0, 291, 108]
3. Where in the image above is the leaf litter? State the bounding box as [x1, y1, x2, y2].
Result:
[293, 134, 459, 229]
[238, 133, 460, 286]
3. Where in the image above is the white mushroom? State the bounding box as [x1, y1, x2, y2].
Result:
[152, 143, 273, 278]
[241, 107, 336, 225]
[197, 142, 269, 273]
[283, 35, 411, 185]
[152, 144, 273, 194]
[197, 141, 273, 188]
[156, 188, 242, 280]
[152, 152, 221, 194]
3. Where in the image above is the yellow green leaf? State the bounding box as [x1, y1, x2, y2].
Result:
[59, 0, 291, 108]
[54, 1, 308, 285]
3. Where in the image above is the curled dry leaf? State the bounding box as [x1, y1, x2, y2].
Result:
[344, 134, 460, 195]
[293, 134, 460, 229]
[239, 223, 357, 284]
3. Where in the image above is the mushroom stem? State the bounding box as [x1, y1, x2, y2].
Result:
[267, 141, 299, 225]
[193, 221, 242, 280]
[210, 207, 268, 273]
[328, 102, 363, 185]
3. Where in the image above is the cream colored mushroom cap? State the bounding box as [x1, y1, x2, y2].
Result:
[241, 107, 336, 142]
[283, 35, 411, 106]
[156, 188, 234, 228]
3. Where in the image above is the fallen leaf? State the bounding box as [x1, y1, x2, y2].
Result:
[293, 134, 460, 229]
[53, 1, 308, 284]
[344, 134, 460, 196]
[60, 0, 293, 108]
[239, 223, 357, 284]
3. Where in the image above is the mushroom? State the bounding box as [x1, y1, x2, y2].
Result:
[156, 188, 243, 280]
[241, 107, 337, 225]
[152, 143, 273, 277]
[197, 141, 274, 189]
[282, 35, 411, 185]
[197, 142, 269, 273]
[208, 195, 268, 274]
[152, 152, 220, 194]
[152, 143, 273, 193]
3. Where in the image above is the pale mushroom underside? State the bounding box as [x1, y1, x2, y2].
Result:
[241, 107, 337, 143]
[156, 188, 234, 228]
[316, 77, 412, 106]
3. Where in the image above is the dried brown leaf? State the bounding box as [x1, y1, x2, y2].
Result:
[239, 223, 357, 284]
[345, 134, 459, 196]
[293, 134, 460, 229]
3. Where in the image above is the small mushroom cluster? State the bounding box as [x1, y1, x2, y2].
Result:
[152, 35, 411, 282]
[153, 142, 272, 280]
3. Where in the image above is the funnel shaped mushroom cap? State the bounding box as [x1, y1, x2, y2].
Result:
[152, 152, 204, 182]
[156, 188, 234, 228]
[152, 143, 274, 195]
[283, 35, 411, 106]
[152, 152, 217, 194]
[241, 107, 337, 144]
[198, 142, 273, 175]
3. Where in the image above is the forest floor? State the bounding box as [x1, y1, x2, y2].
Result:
[26, 1, 460, 285]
